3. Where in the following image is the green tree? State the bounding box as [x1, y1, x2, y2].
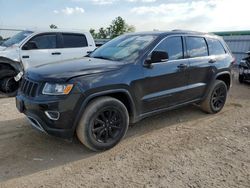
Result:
[89, 16, 135, 39]
[97, 27, 108, 39]
[109, 16, 135, 38]
[89, 28, 97, 38]
[0, 35, 3, 41]
[50, 24, 58, 29]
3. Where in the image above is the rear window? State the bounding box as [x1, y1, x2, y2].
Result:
[207, 38, 226, 55]
[62, 33, 88, 48]
[186, 37, 208, 58]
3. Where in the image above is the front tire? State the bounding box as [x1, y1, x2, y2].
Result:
[0, 70, 19, 97]
[200, 80, 228, 114]
[76, 97, 129, 151]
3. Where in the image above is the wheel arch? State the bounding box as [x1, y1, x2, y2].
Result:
[215, 71, 231, 90]
[0, 57, 23, 72]
[73, 89, 137, 131]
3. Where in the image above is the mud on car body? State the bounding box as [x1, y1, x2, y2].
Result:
[16, 30, 234, 151]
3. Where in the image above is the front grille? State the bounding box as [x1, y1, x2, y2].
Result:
[20, 78, 39, 97]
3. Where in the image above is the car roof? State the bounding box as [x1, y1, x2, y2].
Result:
[26, 29, 89, 34]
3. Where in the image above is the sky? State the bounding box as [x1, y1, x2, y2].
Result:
[0, 0, 250, 37]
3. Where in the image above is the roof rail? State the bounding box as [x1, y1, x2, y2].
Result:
[171, 29, 207, 35]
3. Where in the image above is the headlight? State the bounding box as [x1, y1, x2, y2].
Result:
[42, 83, 73, 95]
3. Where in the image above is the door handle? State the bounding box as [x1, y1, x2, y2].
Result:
[22, 55, 29, 59]
[51, 52, 61, 55]
[177, 64, 188, 69]
[209, 59, 216, 63]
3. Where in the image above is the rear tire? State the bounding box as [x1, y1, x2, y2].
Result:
[200, 80, 228, 114]
[76, 97, 129, 151]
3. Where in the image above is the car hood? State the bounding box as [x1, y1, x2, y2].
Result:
[26, 57, 125, 82]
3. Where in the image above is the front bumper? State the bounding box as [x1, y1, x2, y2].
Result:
[16, 93, 84, 138]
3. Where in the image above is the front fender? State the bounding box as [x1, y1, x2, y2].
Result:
[72, 88, 137, 132]
[0, 57, 23, 72]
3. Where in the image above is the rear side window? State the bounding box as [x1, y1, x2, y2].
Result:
[155, 36, 183, 60]
[207, 38, 226, 55]
[186, 37, 208, 58]
[62, 33, 88, 48]
[31, 34, 57, 49]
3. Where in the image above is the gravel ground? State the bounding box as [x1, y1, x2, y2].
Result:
[0, 76, 250, 188]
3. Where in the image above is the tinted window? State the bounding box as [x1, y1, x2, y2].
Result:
[31, 34, 57, 49]
[155, 37, 183, 60]
[207, 38, 226, 55]
[186, 37, 208, 58]
[62, 34, 88, 48]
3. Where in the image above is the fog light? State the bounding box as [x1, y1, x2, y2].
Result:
[45, 111, 60, 120]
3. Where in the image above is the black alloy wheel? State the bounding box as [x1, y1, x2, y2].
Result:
[211, 85, 227, 111]
[77, 97, 129, 151]
[91, 107, 123, 144]
[200, 80, 228, 114]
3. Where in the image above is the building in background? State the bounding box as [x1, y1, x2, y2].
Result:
[214, 31, 250, 64]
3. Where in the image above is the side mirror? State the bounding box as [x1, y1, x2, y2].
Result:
[22, 41, 38, 50]
[150, 51, 169, 63]
[144, 51, 169, 68]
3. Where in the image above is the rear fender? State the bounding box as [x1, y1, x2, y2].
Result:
[201, 71, 231, 101]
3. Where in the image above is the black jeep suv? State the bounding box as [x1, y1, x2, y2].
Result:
[16, 30, 234, 151]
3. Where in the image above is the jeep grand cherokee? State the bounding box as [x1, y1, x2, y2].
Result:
[16, 30, 234, 151]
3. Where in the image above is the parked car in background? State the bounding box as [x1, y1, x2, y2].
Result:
[0, 29, 96, 97]
[239, 51, 250, 83]
[16, 30, 234, 151]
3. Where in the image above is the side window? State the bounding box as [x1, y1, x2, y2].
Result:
[186, 37, 208, 58]
[30, 34, 57, 49]
[62, 34, 88, 48]
[155, 36, 183, 61]
[207, 38, 226, 55]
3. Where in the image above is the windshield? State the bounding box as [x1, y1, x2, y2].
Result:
[90, 35, 157, 62]
[1, 30, 33, 47]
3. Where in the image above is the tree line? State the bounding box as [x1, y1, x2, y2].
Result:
[0, 16, 135, 42]
[50, 16, 135, 39]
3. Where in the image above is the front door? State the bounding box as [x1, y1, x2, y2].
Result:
[141, 36, 189, 114]
[20, 33, 62, 69]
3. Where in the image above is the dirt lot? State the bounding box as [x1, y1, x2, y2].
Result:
[0, 76, 250, 188]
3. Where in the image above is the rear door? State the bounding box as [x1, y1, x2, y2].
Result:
[142, 36, 190, 113]
[20, 33, 62, 69]
[185, 36, 213, 100]
[60, 33, 91, 61]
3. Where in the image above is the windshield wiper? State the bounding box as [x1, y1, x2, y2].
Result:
[92, 56, 113, 61]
